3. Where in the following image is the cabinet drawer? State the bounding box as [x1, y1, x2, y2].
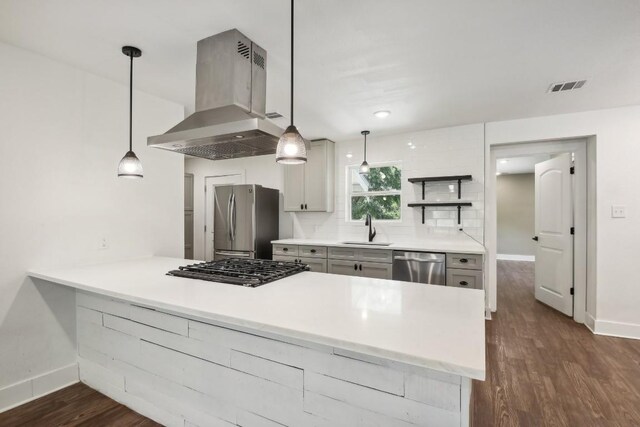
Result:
[299, 257, 327, 273]
[447, 268, 483, 289]
[299, 245, 327, 258]
[273, 244, 299, 256]
[328, 259, 360, 276]
[447, 253, 483, 270]
[358, 249, 392, 264]
[328, 247, 358, 260]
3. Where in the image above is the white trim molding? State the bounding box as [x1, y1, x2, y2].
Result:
[0, 363, 78, 412]
[593, 319, 640, 340]
[496, 254, 535, 262]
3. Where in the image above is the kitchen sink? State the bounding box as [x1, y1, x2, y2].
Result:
[340, 241, 392, 246]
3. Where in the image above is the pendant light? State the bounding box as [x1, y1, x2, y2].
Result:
[275, 0, 307, 164]
[359, 130, 370, 175]
[118, 46, 143, 178]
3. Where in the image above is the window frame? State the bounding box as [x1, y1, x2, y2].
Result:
[346, 161, 403, 223]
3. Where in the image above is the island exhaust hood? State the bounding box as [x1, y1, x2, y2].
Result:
[147, 29, 283, 160]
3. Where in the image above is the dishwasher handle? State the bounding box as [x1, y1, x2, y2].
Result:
[393, 256, 445, 263]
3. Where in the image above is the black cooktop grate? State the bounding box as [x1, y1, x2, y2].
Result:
[167, 258, 309, 287]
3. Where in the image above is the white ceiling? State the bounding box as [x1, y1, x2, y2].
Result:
[496, 154, 551, 174]
[2, 0, 640, 141]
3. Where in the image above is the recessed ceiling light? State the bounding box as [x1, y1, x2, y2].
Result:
[500, 159, 508, 164]
[407, 142, 413, 146]
[374, 110, 390, 119]
[496, 172, 502, 176]
[410, 145, 416, 150]
[346, 153, 353, 159]
[234, 135, 244, 139]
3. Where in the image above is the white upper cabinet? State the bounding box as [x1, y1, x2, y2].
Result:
[283, 139, 335, 212]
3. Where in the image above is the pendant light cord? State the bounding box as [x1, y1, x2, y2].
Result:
[129, 52, 134, 152]
[364, 132, 367, 160]
[290, 0, 294, 126]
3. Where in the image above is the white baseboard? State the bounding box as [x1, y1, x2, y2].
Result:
[585, 312, 596, 333]
[593, 319, 640, 340]
[0, 363, 79, 412]
[496, 254, 535, 261]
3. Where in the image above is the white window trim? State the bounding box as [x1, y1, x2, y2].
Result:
[346, 161, 402, 223]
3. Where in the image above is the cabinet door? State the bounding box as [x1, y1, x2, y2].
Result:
[359, 262, 393, 279]
[328, 259, 360, 276]
[304, 140, 327, 211]
[447, 268, 483, 289]
[283, 164, 305, 211]
[299, 257, 327, 273]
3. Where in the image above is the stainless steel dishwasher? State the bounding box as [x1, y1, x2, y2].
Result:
[392, 251, 446, 285]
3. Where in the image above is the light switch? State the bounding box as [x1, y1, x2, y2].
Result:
[611, 205, 626, 218]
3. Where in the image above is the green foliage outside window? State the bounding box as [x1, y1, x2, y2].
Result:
[350, 165, 402, 221]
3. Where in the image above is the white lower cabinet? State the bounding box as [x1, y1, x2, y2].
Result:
[327, 259, 360, 276]
[327, 259, 392, 279]
[446, 268, 483, 289]
[359, 261, 393, 279]
[273, 254, 327, 273]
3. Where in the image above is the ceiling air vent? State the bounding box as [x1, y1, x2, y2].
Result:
[265, 112, 284, 119]
[548, 80, 586, 93]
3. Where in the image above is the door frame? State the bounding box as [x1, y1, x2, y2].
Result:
[487, 138, 588, 323]
[204, 172, 245, 261]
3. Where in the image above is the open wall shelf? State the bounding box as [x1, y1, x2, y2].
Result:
[408, 175, 472, 199]
[408, 202, 473, 225]
[407, 175, 473, 225]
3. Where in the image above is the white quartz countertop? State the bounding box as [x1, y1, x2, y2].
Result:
[272, 234, 486, 254]
[29, 257, 485, 380]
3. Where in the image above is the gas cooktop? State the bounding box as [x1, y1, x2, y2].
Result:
[166, 258, 309, 287]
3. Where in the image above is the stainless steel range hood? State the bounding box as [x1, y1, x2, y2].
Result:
[148, 29, 283, 160]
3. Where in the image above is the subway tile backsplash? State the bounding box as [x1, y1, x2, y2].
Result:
[290, 124, 485, 242]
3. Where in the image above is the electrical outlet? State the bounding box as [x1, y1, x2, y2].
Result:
[99, 237, 109, 249]
[611, 205, 626, 218]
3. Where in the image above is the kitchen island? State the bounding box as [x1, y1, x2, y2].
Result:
[29, 256, 485, 427]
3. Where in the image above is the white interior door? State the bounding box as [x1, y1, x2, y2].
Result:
[534, 153, 574, 316]
[204, 174, 243, 261]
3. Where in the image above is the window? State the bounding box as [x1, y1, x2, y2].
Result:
[348, 163, 402, 221]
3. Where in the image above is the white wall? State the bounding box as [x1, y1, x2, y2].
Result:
[185, 155, 293, 261]
[0, 42, 184, 409]
[486, 105, 640, 339]
[296, 124, 485, 242]
[497, 173, 535, 257]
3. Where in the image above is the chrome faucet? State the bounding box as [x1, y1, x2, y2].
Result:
[365, 214, 377, 242]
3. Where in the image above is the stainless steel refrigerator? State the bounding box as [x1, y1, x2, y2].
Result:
[213, 184, 279, 260]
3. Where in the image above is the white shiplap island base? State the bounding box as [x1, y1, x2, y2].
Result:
[29, 257, 485, 427]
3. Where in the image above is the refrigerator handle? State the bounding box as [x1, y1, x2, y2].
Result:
[227, 193, 233, 241]
[231, 193, 237, 241]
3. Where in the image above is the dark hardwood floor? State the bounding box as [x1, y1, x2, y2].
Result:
[0, 382, 159, 427]
[2, 260, 639, 426]
[473, 260, 640, 427]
